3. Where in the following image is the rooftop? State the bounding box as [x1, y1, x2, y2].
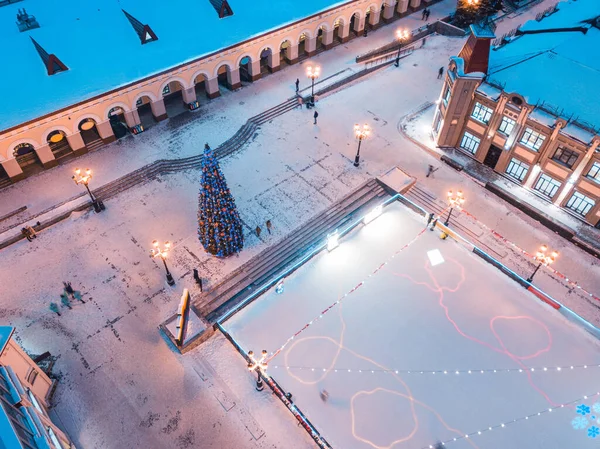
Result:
[0, 0, 349, 132]
[0, 326, 14, 356]
[486, 0, 600, 131]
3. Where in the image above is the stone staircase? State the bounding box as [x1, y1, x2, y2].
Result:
[195, 179, 388, 323]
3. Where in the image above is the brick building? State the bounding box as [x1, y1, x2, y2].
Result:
[432, 0, 600, 227]
[0, 326, 73, 448]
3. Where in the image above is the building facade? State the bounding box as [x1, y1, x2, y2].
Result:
[0, 0, 434, 185]
[0, 326, 74, 448]
[433, 14, 600, 228]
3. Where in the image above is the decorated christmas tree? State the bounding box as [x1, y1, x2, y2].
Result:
[198, 143, 244, 257]
[453, 0, 501, 28]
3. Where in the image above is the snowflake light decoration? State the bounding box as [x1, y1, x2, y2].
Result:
[572, 403, 600, 439]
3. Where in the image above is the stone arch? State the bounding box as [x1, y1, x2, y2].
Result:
[258, 45, 277, 74]
[76, 116, 103, 147]
[235, 53, 254, 68]
[215, 62, 237, 91]
[45, 126, 74, 157]
[316, 22, 330, 32]
[42, 126, 71, 144]
[332, 16, 347, 42]
[349, 9, 364, 34]
[9, 138, 41, 156]
[159, 77, 188, 96]
[278, 36, 295, 50]
[213, 62, 234, 79]
[132, 91, 158, 110]
[191, 69, 212, 100]
[297, 29, 313, 57]
[10, 140, 43, 173]
[278, 38, 294, 65]
[72, 113, 102, 135]
[104, 102, 130, 119]
[160, 77, 189, 117]
[190, 69, 211, 86]
[106, 104, 131, 140]
[297, 29, 313, 43]
[315, 22, 331, 50]
[237, 53, 255, 83]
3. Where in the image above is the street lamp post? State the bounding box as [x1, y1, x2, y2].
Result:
[248, 350, 268, 391]
[353, 123, 370, 167]
[444, 190, 465, 226]
[150, 240, 175, 286]
[72, 168, 103, 213]
[526, 244, 558, 283]
[306, 65, 320, 105]
[394, 29, 410, 67]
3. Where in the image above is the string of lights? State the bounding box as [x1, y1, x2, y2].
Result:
[459, 208, 600, 302]
[421, 391, 600, 448]
[271, 363, 600, 375]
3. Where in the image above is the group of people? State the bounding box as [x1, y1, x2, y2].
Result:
[255, 220, 273, 238]
[421, 7, 432, 20]
[49, 282, 84, 316]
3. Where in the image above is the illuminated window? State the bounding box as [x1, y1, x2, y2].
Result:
[470, 102, 493, 124]
[460, 132, 480, 154]
[533, 173, 561, 198]
[497, 116, 516, 136]
[566, 191, 595, 216]
[585, 162, 600, 183]
[505, 158, 529, 182]
[519, 128, 546, 151]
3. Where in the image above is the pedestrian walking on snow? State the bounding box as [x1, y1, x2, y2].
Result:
[422, 8, 427, 20]
[425, 8, 431, 20]
[426, 164, 438, 178]
[313, 110, 319, 125]
[266, 220, 272, 234]
[49, 302, 61, 316]
[429, 218, 438, 231]
[193, 268, 203, 292]
[73, 291, 85, 303]
[255, 225, 262, 238]
[426, 212, 435, 227]
[60, 293, 72, 309]
[438, 66, 444, 79]
[63, 281, 74, 296]
[320, 389, 329, 402]
[295, 78, 300, 93]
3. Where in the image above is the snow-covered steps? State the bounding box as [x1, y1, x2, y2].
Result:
[161, 178, 387, 352]
[201, 179, 386, 322]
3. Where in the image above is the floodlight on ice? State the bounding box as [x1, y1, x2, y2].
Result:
[363, 205, 383, 225]
[327, 231, 339, 252]
[427, 249, 445, 266]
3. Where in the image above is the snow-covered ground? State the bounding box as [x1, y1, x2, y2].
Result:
[224, 201, 600, 449]
[3, 0, 596, 447]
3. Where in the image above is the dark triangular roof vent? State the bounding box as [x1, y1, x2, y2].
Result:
[122, 9, 158, 44]
[209, 0, 233, 18]
[30, 37, 68, 75]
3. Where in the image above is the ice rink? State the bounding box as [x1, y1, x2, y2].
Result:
[224, 200, 600, 449]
